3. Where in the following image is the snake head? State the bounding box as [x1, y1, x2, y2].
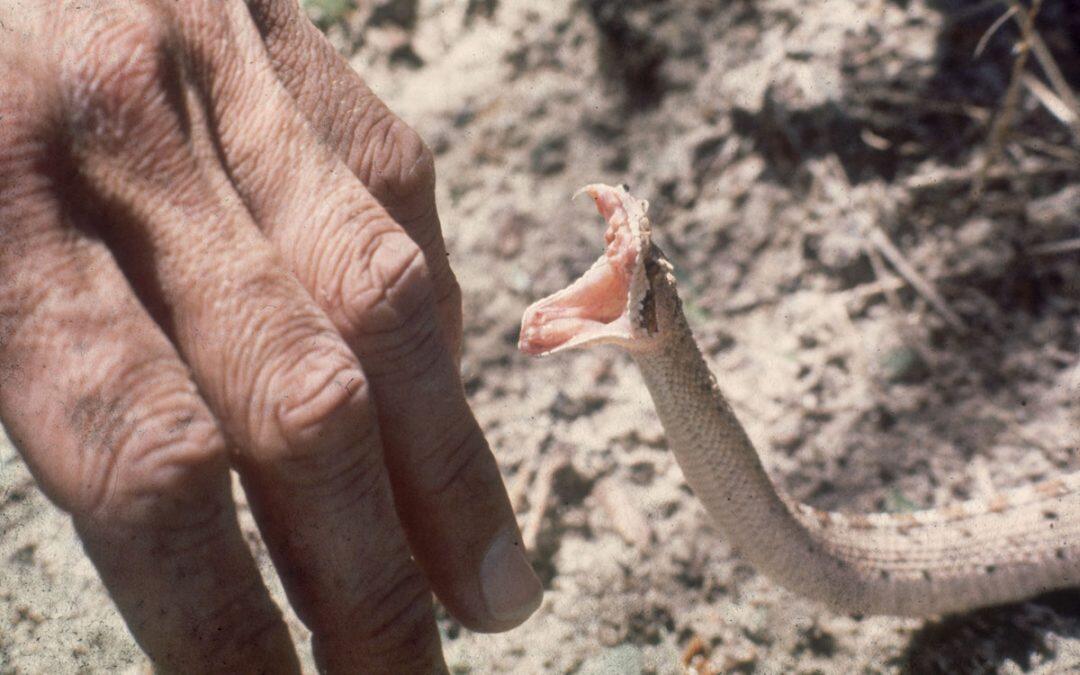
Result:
[519, 183, 662, 356]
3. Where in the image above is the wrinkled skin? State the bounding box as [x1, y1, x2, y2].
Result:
[0, 1, 542, 672]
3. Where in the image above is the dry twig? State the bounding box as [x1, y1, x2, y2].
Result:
[594, 477, 652, 548]
[862, 237, 905, 316]
[974, 0, 1042, 198]
[520, 450, 568, 551]
[1016, 136, 1080, 162]
[1007, 0, 1080, 142]
[1029, 237, 1080, 256]
[865, 227, 968, 333]
[974, 4, 1018, 58]
[839, 276, 908, 306]
[907, 160, 1076, 191]
[507, 458, 538, 514]
[1022, 72, 1079, 131]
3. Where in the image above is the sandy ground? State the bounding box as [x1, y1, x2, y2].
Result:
[3, 0, 1080, 672]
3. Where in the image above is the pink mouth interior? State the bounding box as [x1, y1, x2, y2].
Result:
[518, 190, 638, 355]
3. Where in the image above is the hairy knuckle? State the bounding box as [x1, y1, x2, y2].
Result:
[83, 429, 220, 528]
[0, 148, 57, 260]
[275, 367, 368, 453]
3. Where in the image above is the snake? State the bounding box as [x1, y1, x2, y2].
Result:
[518, 183, 1080, 616]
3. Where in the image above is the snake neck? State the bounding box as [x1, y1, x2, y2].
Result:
[630, 326, 874, 609]
[629, 318, 1080, 616]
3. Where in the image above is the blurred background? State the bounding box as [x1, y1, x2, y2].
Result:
[3, 0, 1079, 672]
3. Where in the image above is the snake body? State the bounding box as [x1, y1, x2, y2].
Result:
[519, 184, 1080, 616]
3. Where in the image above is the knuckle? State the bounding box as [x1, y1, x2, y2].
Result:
[83, 424, 224, 529]
[63, 4, 180, 147]
[341, 228, 430, 329]
[359, 112, 436, 207]
[339, 230, 445, 377]
[74, 358, 227, 529]
[388, 122, 436, 201]
[253, 328, 374, 463]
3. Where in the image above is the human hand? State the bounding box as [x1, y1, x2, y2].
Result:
[0, 1, 541, 672]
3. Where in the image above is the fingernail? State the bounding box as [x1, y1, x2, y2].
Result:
[480, 528, 543, 624]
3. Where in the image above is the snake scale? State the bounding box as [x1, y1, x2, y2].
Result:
[519, 183, 1080, 616]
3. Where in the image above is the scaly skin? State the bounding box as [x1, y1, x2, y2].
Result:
[520, 184, 1080, 616]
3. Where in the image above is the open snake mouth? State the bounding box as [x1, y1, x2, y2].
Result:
[518, 184, 652, 356]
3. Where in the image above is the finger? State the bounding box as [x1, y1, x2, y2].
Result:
[243, 0, 462, 357]
[179, 1, 542, 631]
[61, 6, 448, 670]
[0, 40, 297, 672]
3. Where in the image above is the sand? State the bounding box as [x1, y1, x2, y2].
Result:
[3, 0, 1079, 672]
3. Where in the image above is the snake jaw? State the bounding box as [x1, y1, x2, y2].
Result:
[519, 184, 653, 356]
